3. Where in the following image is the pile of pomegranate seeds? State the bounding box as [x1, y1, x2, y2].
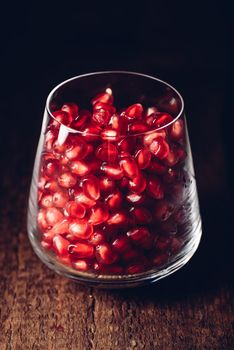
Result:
[37, 89, 188, 275]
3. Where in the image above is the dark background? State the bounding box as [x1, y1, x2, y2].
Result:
[0, 1, 233, 347]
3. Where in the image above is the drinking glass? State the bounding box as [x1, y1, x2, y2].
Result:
[27, 71, 202, 288]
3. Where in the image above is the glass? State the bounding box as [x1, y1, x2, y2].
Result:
[27, 71, 202, 289]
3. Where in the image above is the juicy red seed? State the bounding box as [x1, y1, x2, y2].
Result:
[47, 219, 69, 235]
[52, 140, 69, 155]
[81, 175, 100, 200]
[41, 240, 52, 250]
[70, 160, 90, 176]
[74, 189, 96, 208]
[107, 210, 128, 226]
[70, 243, 94, 258]
[119, 150, 131, 159]
[64, 201, 86, 218]
[127, 264, 146, 274]
[52, 110, 70, 126]
[118, 137, 136, 153]
[125, 103, 143, 119]
[104, 189, 122, 209]
[143, 130, 166, 146]
[89, 203, 109, 225]
[57, 254, 72, 266]
[65, 139, 88, 160]
[53, 236, 70, 255]
[82, 125, 102, 141]
[152, 253, 169, 266]
[149, 137, 170, 159]
[147, 159, 167, 174]
[170, 238, 182, 253]
[154, 200, 174, 221]
[154, 113, 173, 127]
[43, 159, 59, 177]
[112, 236, 131, 253]
[101, 163, 123, 180]
[128, 121, 148, 134]
[45, 207, 64, 226]
[126, 227, 152, 249]
[52, 190, 69, 208]
[38, 176, 47, 190]
[58, 172, 77, 188]
[69, 219, 93, 239]
[147, 177, 164, 199]
[89, 229, 106, 246]
[45, 129, 58, 151]
[38, 209, 49, 231]
[126, 192, 147, 205]
[95, 142, 118, 162]
[96, 243, 118, 265]
[61, 102, 79, 119]
[60, 155, 70, 165]
[164, 149, 179, 166]
[99, 176, 116, 192]
[130, 207, 152, 224]
[145, 107, 159, 116]
[120, 157, 139, 179]
[92, 91, 114, 105]
[109, 114, 128, 134]
[170, 119, 184, 140]
[135, 147, 151, 169]
[70, 110, 90, 129]
[155, 236, 171, 251]
[122, 249, 140, 262]
[101, 129, 119, 141]
[73, 260, 89, 271]
[92, 109, 110, 126]
[41, 194, 53, 208]
[128, 173, 146, 193]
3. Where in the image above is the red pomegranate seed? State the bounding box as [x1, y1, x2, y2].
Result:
[43, 159, 59, 177]
[170, 238, 182, 253]
[82, 124, 102, 141]
[65, 139, 88, 160]
[145, 107, 159, 116]
[164, 149, 179, 166]
[127, 263, 146, 274]
[154, 113, 173, 128]
[45, 207, 64, 226]
[112, 236, 131, 253]
[64, 201, 86, 218]
[152, 253, 169, 266]
[118, 137, 136, 153]
[81, 175, 100, 200]
[119, 150, 131, 159]
[126, 192, 147, 205]
[129, 121, 148, 134]
[170, 119, 184, 140]
[73, 260, 89, 271]
[128, 172, 146, 193]
[52, 110, 70, 127]
[92, 102, 115, 126]
[147, 159, 167, 174]
[95, 142, 118, 162]
[69, 219, 93, 239]
[61, 102, 79, 120]
[127, 227, 152, 249]
[120, 157, 139, 179]
[52, 190, 69, 208]
[40, 194, 53, 208]
[52, 139, 69, 155]
[130, 207, 152, 224]
[160, 219, 178, 235]
[101, 163, 123, 180]
[101, 129, 119, 141]
[147, 177, 164, 199]
[135, 147, 151, 169]
[45, 129, 57, 151]
[107, 210, 128, 226]
[143, 130, 166, 146]
[125, 103, 143, 119]
[109, 114, 128, 134]
[99, 176, 116, 193]
[89, 229, 106, 246]
[70, 110, 90, 129]
[122, 249, 140, 262]
[96, 243, 118, 265]
[53, 235, 70, 255]
[58, 172, 77, 188]
[69, 160, 90, 176]
[89, 203, 109, 225]
[38, 209, 49, 231]
[70, 243, 94, 258]
[149, 137, 170, 159]
[154, 200, 174, 222]
[41, 240, 52, 250]
[92, 91, 113, 105]
[158, 93, 179, 115]
[74, 189, 96, 208]
[44, 180, 60, 192]
[155, 236, 171, 251]
[104, 189, 122, 209]
[47, 219, 69, 235]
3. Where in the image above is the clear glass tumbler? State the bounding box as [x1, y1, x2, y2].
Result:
[27, 71, 202, 288]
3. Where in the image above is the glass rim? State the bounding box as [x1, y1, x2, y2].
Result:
[45, 70, 185, 137]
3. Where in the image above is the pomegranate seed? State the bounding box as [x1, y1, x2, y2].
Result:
[92, 102, 115, 126]
[118, 137, 136, 153]
[128, 121, 148, 134]
[154, 200, 174, 222]
[38, 209, 49, 231]
[41, 240, 52, 250]
[82, 124, 102, 141]
[40, 194, 53, 208]
[130, 207, 152, 224]
[104, 189, 122, 209]
[109, 114, 128, 134]
[89, 203, 109, 225]
[158, 93, 179, 115]
[127, 263, 146, 274]
[99, 176, 116, 193]
[58, 253, 73, 266]
[52, 190, 69, 208]
[101, 129, 119, 141]
[160, 219, 178, 235]
[122, 249, 140, 262]
[74, 189, 96, 208]
[69, 160, 90, 176]
[73, 260, 89, 271]
[147, 159, 167, 174]
[44, 180, 60, 192]
[81, 175, 100, 200]
[126, 192, 147, 205]
[120, 157, 139, 179]
[164, 149, 179, 166]
[143, 130, 166, 146]
[45, 207, 64, 226]
[170, 119, 184, 140]
[152, 253, 169, 266]
[96, 243, 118, 265]
[154, 113, 173, 128]
[53, 236, 70, 255]
[95, 142, 118, 162]
[107, 210, 128, 226]
[112, 236, 131, 253]
[147, 177, 164, 199]
[52, 139, 69, 155]
[170, 238, 182, 253]
[101, 163, 123, 180]
[70, 243, 94, 258]
[145, 107, 159, 116]
[64, 201, 86, 218]
[65, 139, 88, 160]
[45, 129, 58, 151]
[155, 236, 171, 251]
[43, 159, 59, 177]
[89, 229, 106, 246]
[58, 172, 77, 188]
[92, 91, 113, 105]
[125, 103, 143, 119]
[52, 110, 70, 127]
[69, 219, 93, 239]
[128, 172, 146, 193]
[70, 110, 90, 129]
[47, 219, 69, 235]
[149, 137, 170, 159]
[135, 147, 151, 169]
[127, 227, 152, 249]
[61, 102, 79, 120]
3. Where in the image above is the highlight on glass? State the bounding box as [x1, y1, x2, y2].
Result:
[27, 71, 202, 288]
